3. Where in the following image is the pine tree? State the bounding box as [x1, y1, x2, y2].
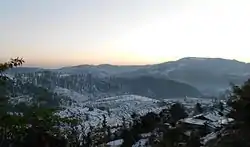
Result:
[194, 103, 203, 114]
[210, 79, 250, 147]
[122, 116, 126, 129]
[0, 58, 85, 147]
[228, 80, 250, 125]
[169, 103, 188, 123]
[219, 101, 224, 113]
[186, 130, 201, 147]
[0, 58, 24, 111]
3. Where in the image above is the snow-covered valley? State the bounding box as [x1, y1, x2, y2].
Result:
[55, 86, 215, 130]
[4, 58, 237, 147]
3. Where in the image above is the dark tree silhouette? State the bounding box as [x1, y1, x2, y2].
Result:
[210, 79, 250, 147]
[169, 103, 188, 123]
[195, 103, 203, 114]
[228, 80, 250, 125]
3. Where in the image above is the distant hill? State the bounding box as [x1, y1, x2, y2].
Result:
[9, 57, 250, 96]
[14, 72, 201, 99]
[56, 64, 147, 77]
[115, 57, 250, 95]
[111, 76, 202, 99]
[7, 67, 44, 73]
[2, 76, 62, 108]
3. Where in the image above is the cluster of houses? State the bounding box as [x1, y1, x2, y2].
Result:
[105, 100, 234, 147]
[179, 105, 234, 145]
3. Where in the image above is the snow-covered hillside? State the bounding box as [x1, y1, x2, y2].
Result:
[164, 97, 215, 108]
[89, 95, 163, 117]
[54, 87, 89, 102]
[56, 88, 215, 132]
[58, 94, 169, 129]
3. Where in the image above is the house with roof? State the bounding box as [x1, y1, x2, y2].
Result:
[178, 110, 234, 135]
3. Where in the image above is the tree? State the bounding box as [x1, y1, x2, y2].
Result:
[140, 112, 160, 132]
[228, 80, 250, 125]
[122, 116, 126, 129]
[0, 57, 24, 73]
[0, 58, 86, 147]
[194, 103, 203, 114]
[169, 103, 188, 123]
[161, 127, 183, 147]
[210, 79, 250, 147]
[131, 112, 138, 120]
[0, 58, 24, 111]
[219, 101, 224, 112]
[186, 130, 201, 147]
[121, 129, 135, 147]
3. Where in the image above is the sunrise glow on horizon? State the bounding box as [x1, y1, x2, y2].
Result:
[1, 0, 250, 67]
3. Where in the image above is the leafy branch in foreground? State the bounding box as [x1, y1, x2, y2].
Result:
[0, 57, 24, 73]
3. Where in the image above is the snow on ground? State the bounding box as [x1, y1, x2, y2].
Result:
[97, 95, 159, 103]
[57, 94, 169, 133]
[106, 139, 124, 146]
[88, 95, 166, 120]
[55, 90, 215, 135]
[9, 95, 33, 105]
[54, 87, 89, 102]
[57, 106, 107, 129]
[201, 132, 218, 144]
[132, 139, 149, 147]
[5, 73, 14, 80]
[59, 74, 70, 77]
[140, 133, 152, 138]
[164, 97, 214, 108]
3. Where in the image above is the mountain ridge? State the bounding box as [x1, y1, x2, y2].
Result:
[8, 57, 250, 96]
[14, 72, 202, 100]
[8, 57, 250, 72]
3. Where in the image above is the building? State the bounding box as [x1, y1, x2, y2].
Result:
[179, 110, 234, 134]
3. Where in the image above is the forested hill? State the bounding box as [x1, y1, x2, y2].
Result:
[8, 57, 250, 96]
[13, 71, 202, 99]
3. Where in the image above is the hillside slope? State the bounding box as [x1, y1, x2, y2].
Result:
[13, 72, 201, 99]
[9, 57, 250, 96]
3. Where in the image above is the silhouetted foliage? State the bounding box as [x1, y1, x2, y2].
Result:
[186, 130, 201, 147]
[228, 80, 250, 125]
[195, 103, 203, 114]
[209, 79, 250, 147]
[121, 112, 162, 146]
[0, 58, 94, 147]
[169, 103, 188, 123]
[219, 101, 224, 113]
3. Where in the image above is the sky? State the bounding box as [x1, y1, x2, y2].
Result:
[1, 0, 250, 67]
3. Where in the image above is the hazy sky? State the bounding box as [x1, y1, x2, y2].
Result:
[1, 0, 250, 67]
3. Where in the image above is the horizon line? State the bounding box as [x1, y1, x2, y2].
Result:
[11, 56, 250, 69]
